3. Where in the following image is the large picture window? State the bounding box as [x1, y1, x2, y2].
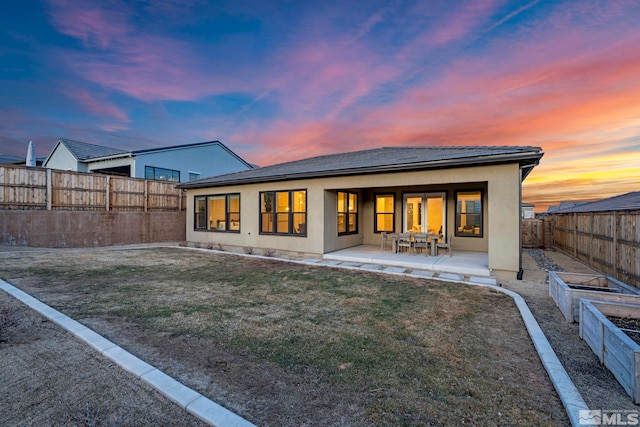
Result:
[455, 190, 482, 237]
[338, 191, 358, 235]
[145, 165, 180, 182]
[193, 193, 240, 232]
[260, 190, 306, 236]
[375, 194, 395, 233]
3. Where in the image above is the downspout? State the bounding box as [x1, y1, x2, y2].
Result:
[517, 167, 524, 280]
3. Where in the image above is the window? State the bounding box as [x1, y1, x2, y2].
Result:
[193, 193, 240, 232]
[188, 172, 201, 181]
[260, 190, 306, 236]
[455, 190, 482, 237]
[145, 166, 180, 182]
[337, 191, 358, 235]
[375, 194, 395, 232]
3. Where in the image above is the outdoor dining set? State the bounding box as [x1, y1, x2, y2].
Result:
[381, 232, 452, 257]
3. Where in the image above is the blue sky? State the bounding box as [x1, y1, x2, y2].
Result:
[1, 0, 640, 209]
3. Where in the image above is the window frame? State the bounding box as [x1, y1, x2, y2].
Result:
[374, 193, 395, 233]
[455, 189, 483, 238]
[145, 165, 180, 182]
[193, 193, 241, 233]
[337, 191, 358, 236]
[259, 189, 307, 236]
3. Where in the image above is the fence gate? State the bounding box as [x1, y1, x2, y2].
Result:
[522, 219, 544, 248]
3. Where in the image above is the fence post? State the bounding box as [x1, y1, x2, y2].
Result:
[589, 212, 594, 265]
[105, 175, 110, 211]
[144, 180, 148, 212]
[46, 168, 52, 211]
[573, 212, 578, 258]
[613, 211, 618, 278]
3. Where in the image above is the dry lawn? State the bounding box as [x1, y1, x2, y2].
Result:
[0, 247, 568, 426]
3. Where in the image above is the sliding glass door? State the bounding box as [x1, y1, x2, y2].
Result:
[403, 192, 445, 235]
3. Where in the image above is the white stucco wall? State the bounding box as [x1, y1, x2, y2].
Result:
[43, 144, 83, 172]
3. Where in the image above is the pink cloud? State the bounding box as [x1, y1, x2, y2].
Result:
[68, 89, 129, 123]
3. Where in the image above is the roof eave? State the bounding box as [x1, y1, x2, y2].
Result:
[178, 150, 543, 189]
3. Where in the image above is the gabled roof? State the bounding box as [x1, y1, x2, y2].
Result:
[45, 139, 129, 163]
[178, 145, 543, 189]
[552, 192, 640, 213]
[45, 139, 253, 168]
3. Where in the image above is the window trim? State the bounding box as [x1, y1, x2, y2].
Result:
[454, 189, 483, 238]
[337, 191, 358, 236]
[193, 193, 241, 233]
[374, 193, 395, 233]
[259, 189, 307, 236]
[145, 165, 180, 182]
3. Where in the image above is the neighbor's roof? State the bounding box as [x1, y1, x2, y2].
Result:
[52, 139, 129, 161]
[179, 145, 543, 189]
[552, 191, 640, 214]
[47, 139, 253, 168]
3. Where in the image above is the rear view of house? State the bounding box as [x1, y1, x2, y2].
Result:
[178, 145, 543, 274]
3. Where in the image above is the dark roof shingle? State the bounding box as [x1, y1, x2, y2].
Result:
[179, 145, 543, 189]
[552, 192, 640, 213]
[59, 139, 129, 161]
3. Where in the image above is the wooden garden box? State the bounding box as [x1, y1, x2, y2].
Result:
[579, 299, 640, 404]
[549, 271, 640, 322]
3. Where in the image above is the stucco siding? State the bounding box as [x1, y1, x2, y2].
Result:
[45, 144, 82, 171]
[134, 144, 250, 182]
[185, 162, 525, 271]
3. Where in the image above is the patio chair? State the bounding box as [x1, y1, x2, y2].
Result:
[436, 234, 453, 257]
[380, 232, 394, 252]
[397, 233, 413, 254]
[413, 233, 429, 255]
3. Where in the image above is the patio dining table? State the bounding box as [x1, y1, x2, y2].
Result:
[386, 232, 442, 256]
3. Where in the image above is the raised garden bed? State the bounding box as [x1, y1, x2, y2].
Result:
[549, 271, 640, 322]
[579, 300, 640, 404]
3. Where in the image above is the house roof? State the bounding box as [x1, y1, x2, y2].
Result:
[551, 191, 640, 214]
[50, 139, 129, 162]
[178, 145, 543, 189]
[45, 139, 253, 168]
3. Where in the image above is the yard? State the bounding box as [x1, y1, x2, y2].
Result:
[0, 247, 567, 426]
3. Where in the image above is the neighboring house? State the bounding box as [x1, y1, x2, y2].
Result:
[546, 201, 589, 213]
[521, 202, 535, 219]
[551, 191, 640, 214]
[178, 145, 543, 273]
[0, 154, 45, 166]
[43, 139, 253, 182]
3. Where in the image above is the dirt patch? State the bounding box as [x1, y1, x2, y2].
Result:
[0, 291, 207, 426]
[608, 317, 640, 346]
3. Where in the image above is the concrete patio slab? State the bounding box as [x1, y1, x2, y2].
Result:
[323, 245, 490, 277]
[411, 270, 436, 278]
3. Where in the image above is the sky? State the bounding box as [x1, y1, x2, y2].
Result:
[1, 0, 639, 211]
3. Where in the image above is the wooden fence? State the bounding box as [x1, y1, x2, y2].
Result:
[551, 211, 640, 288]
[0, 165, 185, 211]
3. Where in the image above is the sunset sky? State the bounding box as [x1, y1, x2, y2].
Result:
[1, 0, 639, 211]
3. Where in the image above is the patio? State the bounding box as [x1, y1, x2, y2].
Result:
[323, 244, 491, 277]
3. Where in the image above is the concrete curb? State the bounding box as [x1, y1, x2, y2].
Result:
[0, 279, 256, 427]
[178, 247, 589, 426]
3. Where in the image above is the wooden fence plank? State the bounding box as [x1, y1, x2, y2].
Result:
[0, 164, 184, 212]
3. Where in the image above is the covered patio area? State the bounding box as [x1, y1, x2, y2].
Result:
[323, 244, 490, 277]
